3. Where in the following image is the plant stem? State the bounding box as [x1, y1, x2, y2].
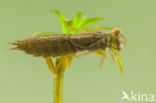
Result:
[53, 65, 65, 103]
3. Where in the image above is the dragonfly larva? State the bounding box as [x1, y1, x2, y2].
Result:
[10, 28, 126, 57]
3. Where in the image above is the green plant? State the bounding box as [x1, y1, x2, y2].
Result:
[43, 10, 105, 103]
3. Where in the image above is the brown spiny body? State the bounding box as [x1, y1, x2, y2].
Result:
[11, 32, 108, 57]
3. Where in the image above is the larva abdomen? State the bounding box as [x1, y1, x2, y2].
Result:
[11, 34, 71, 57]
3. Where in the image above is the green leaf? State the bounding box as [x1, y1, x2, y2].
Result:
[111, 48, 123, 75]
[33, 32, 58, 36]
[69, 16, 88, 34]
[51, 9, 69, 33]
[73, 11, 82, 26]
[83, 17, 104, 27]
[77, 16, 88, 28]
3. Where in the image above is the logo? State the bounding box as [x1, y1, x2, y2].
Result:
[121, 91, 155, 102]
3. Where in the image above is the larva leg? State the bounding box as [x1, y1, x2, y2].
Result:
[99, 51, 107, 69]
[75, 51, 92, 58]
[81, 27, 93, 32]
[69, 26, 82, 33]
[110, 48, 117, 63]
[95, 25, 104, 33]
[45, 57, 56, 74]
[88, 39, 102, 48]
[95, 50, 105, 56]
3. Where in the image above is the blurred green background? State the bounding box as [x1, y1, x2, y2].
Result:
[0, 0, 156, 103]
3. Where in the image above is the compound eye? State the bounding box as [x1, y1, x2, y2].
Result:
[115, 39, 120, 46]
[114, 29, 121, 36]
[115, 39, 123, 51]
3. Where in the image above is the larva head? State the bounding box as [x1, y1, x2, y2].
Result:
[109, 28, 126, 51]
